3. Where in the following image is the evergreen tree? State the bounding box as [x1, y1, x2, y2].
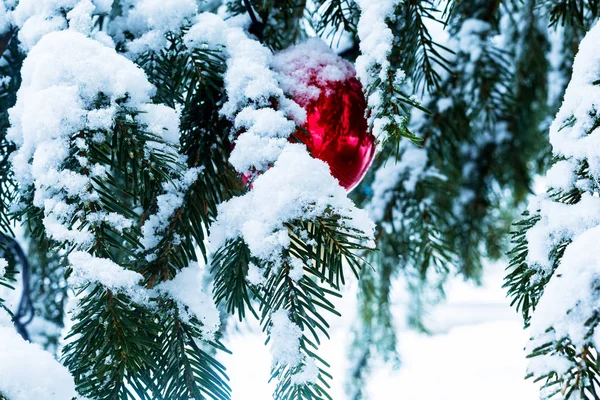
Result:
[505, 2, 600, 399]
[0, 1, 598, 400]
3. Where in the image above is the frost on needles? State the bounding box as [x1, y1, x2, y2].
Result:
[0, 2, 379, 399]
[507, 21, 600, 399]
[185, 12, 376, 394]
[3, 17, 226, 399]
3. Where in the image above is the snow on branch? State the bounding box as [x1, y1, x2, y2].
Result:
[7, 28, 206, 302]
[67, 251, 149, 303]
[210, 144, 374, 262]
[6, 0, 108, 51]
[354, 0, 399, 92]
[3, 0, 201, 55]
[111, 0, 198, 55]
[154, 262, 220, 340]
[527, 226, 600, 377]
[8, 30, 167, 247]
[269, 309, 319, 386]
[185, 12, 305, 175]
[139, 166, 202, 261]
[184, 12, 375, 393]
[523, 21, 600, 387]
[354, 0, 410, 143]
[184, 13, 374, 261]
[9, 30, 152, 246]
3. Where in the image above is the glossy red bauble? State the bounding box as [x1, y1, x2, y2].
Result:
[295, 76, 374, 191]
[274, 40, 376, 191]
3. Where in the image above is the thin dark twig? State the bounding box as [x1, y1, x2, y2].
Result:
[242, 0, 265, 42]
[0, 29, 15, 59]
[0, 234, 33, 341]
[243, 0, 260, 25]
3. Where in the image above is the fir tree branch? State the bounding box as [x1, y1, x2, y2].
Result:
[156, 302, 231, 400]
[541, 0, 600, 28]
[211, 237, 257, 321]
[394, 0, 455, 93]
[63, 287, 162, 399]
[311, 0, 360, 43]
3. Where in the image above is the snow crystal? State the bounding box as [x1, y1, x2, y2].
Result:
[0, 258, 6, 277]
[136, 103, 183, 159]
[87, 211, 133, 233]
[210, 144, 375, 262]
[545, 159, 577, 191]
[66, 0, 95, 35]
[137, 104, 181, 145]
[129, 0, 197, 34]
[228, 134, 289, 174]
[288, 258, 304, 282]
[155, 262, 220, 339]
[10, 0, 106, 50]
[228, 107, 296, 172]
[42, 214, 93, 246]
[183, 11, 228, 47]
[0, 326, 78, 400]
[234, 108, 296, 139]
[269, 309, 303, 367]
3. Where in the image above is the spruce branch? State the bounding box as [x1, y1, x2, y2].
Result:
[260, 214, 372, 399]
[63, 286, 162, 399]
[394, 0, 455, 93]
[311, 0, 360, 44]
[211, 238, 257, 322]
[541, 0, 600, 28]
[155, 301, 231, 400]
[503, 21, 600, 399]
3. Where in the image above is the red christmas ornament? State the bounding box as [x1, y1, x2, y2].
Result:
[274, 40, 376, 191]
